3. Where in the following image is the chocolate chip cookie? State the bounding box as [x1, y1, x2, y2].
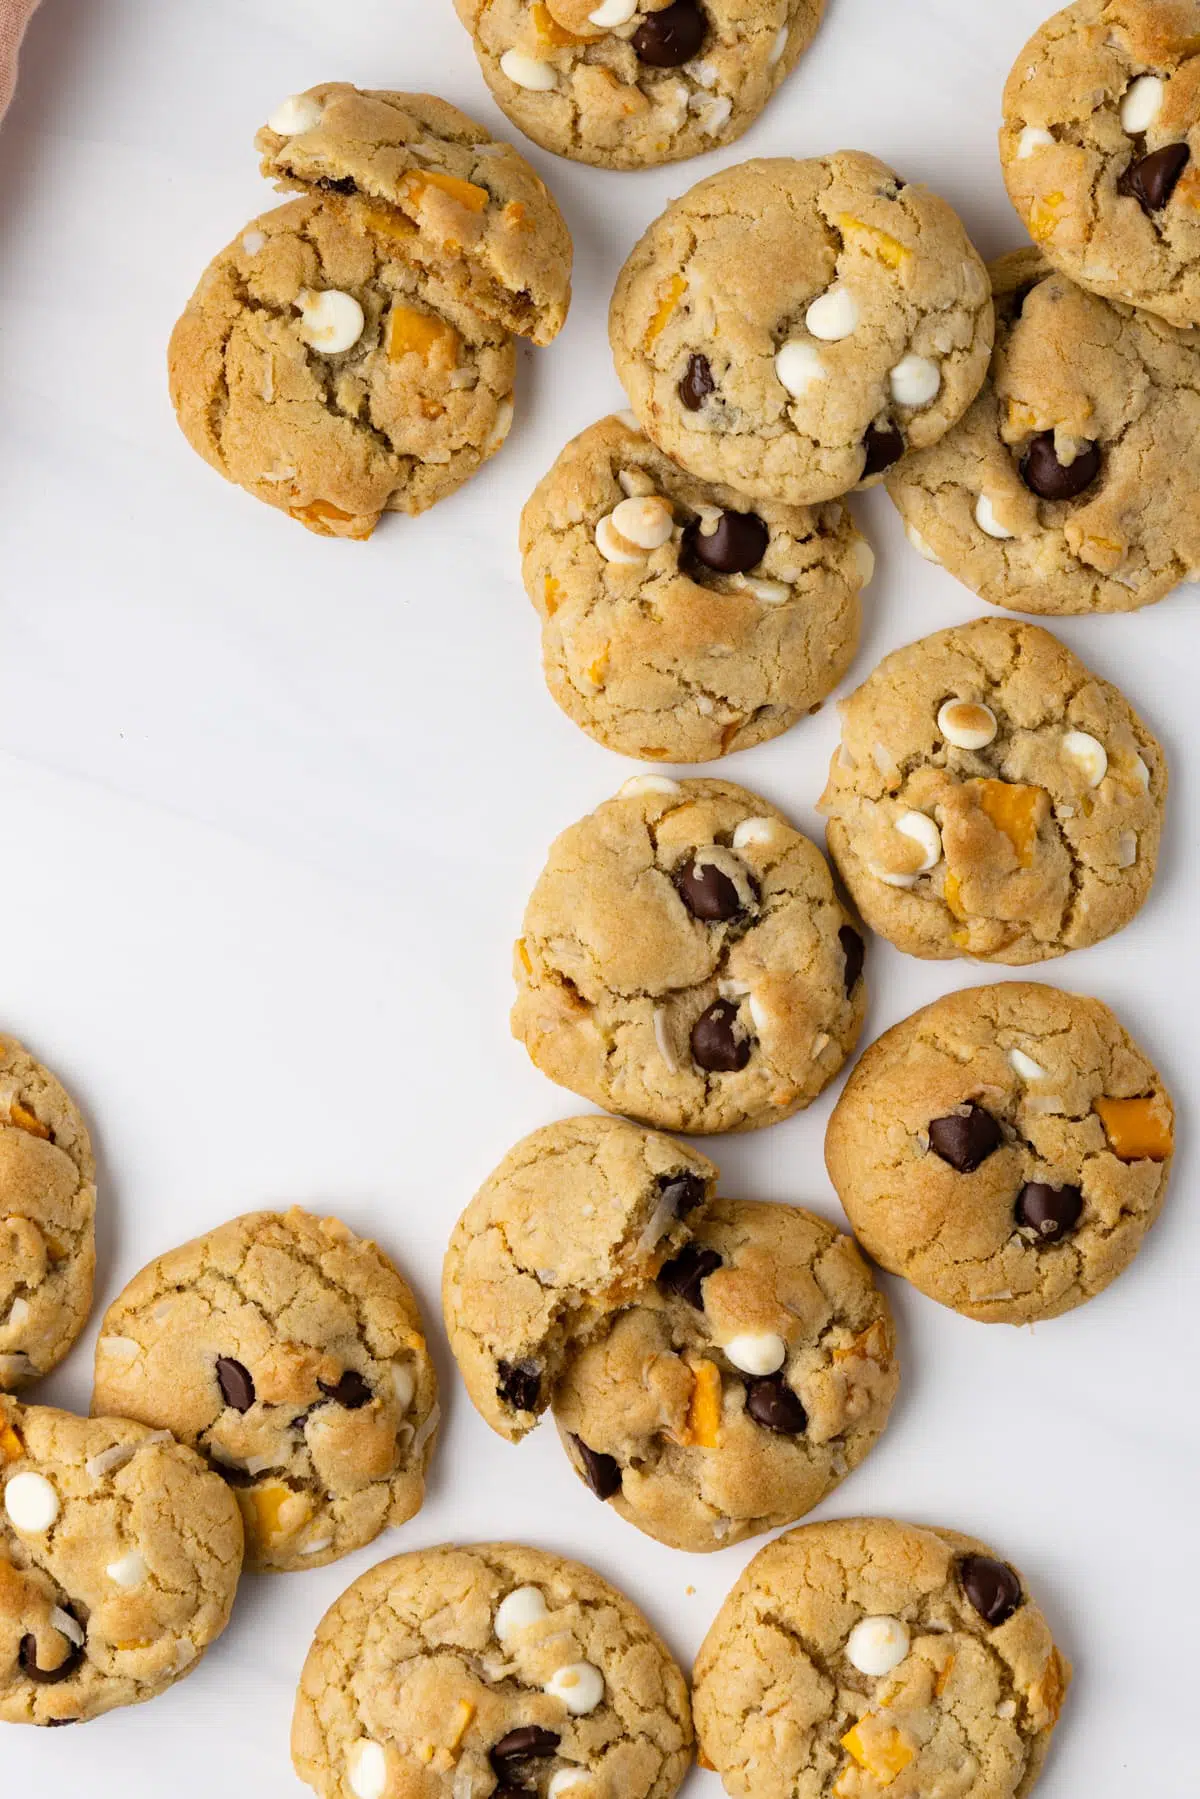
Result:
[91, 1208, 438, 1572]
[520, 412, 872, 762]
[443, 1114, 717, 1442]
[554, 1199, 898, 1552]
[512, 776, 868, 1134]
[887, 249, 1200, 612]
[818, 618, 1166, 964]
[1001, 0, 1200, 329]
[292, 1542, 693, 1799]
[1, 1396, 242, 1724]
[453, 0, 826, 170]
[609, 153, 994, 506]
[826, 983, 1173, 1324]
[694, 1518, 1070, 1799]
[0, 1037, 95, 1393]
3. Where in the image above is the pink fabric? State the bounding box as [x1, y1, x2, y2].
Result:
[0, 0, 39, 119]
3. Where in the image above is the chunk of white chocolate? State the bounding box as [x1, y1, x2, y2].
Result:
[846, 1615, 910, 1676]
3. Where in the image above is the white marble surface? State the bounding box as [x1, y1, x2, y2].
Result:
[0, 0, 1195, 1791]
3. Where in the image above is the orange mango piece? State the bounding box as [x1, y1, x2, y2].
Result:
[387, 303, 461, 366]
[1094, 1095, 1173, 1163]
[696, 1750, 716, 1773]
[943, 870, 968, 920]
[840, 1722, 914, 1785]
[1029, 192, 1066, 241]
[934, 1652, 956, 1697]
[683, 1359, 722, 1448]
[975, 780, 1043, 868]
[644, 275, 686, 348]
[833, 1318, 890, 1365]
[447, 1699, 475, 1753]
[543, 574, 562, 614]
[360, 203, 418, 245]
[401, 170, 489, 215]
[289, 499, 372, 539]
[9, 1102, 50, 1140]
[532, 1, 590, 46]
[837, 214, 911, 270]
[242, 1482, 311, 1543]
[0, 1419, 24, 1461]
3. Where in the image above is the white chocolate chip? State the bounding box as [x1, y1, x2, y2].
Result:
[747, 993, 771, 1039]
[996, 1698, 1018, 1721]
[722, 1332, 786, 1376]
[267, 93, 324, 136]
[4, 1470, 59, 1532]
[297, 288, 364, 355]
[739, 575, 791, 604]
[299, 1535, 334, 1556]
[889, 354, 941, 408]
[500, 49, 557, 90]
[619, 775, 681, 797]
[495, 1586, 548, 1643]
[938, 699, 998, 750]
[896, 810, 942, 871]
[852, 538, 876, 587]
[905, 522, 940, 563]
[975, 493, 1014, 539]
[845, 1616, 910, 1677]
[1121, 75, 1164, 135]
[595, 513, 646, 565]
[1017, 125, 1055, 159]
[805, 286, 860, 341]
[617, 467, 656, 498]
[392, 1364, 415, 1413]
[1062, 730, 1108, 787]
[50, 1605, 84, 1647]
[769, 23, 789, 63]
[349, 1740, 388, 1799]
[241, 229, 266, 256]
[732, 817, 777, 850]
[545, 1661, 605, 1715]
[1009, 1048, 1047, 1083]
[588, 0, 636, 22]
[1117, 830, 1138, 868]
[775, 340, 826, 398]
[106, 1550, 149, 1589]
[548, 1774, 590, 1799]
[653, 1007, 678, 1074]
[610, 494, 673, 550]
[1132, 754, 1151, 791]
[692, 93, 732, 136]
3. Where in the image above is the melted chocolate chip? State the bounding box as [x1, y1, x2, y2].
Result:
[571, 1435, 622, 1500]
[687, 510, 769, 575]
[215, 1356, 255, 1413]
[490, 1727, 562, 1776]
[44, 1717, 78, 1726]
[676, 854, 745, 921]
[1019, 432, 1101, 502]
[658, 1169, 707, 1216]
[928, 1105, 1004, 1173]
[318, 1370, 372, 1409]
[959, 1553, 1023, 1627]
[19, 1617, 84, 1685]
[862, 422, 905, 478]
[1118, 142, 1190, 215]
[1015, 1181, 1083, 1244]
[678, 352, 715, 411]
[633, 0, 706, 67]
[690, 999, 751, 1073]
[658, 1243, 723, 1309]
[314, 174, 359, 195]
[496, 1359, 541, 1413]
[202, 1451, 256, 1488]
[838, 925, 865, 996]
[745, 1375, 808, 1436]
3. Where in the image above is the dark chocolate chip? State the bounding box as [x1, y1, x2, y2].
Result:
[490, 1727, 562, 1776]
[658, 1169, 707, 1217]
[496, 1359, 541, 1413]
[744, 1375, 808, 1436]
[315, 174, 359, 195]
[215, 1356, 255, 1413]
[959, 1553, 1023, 1627]
[1019, 432, 1101, 502]
[658, 1243, 723, 1309]
[862, 422, 905, 478]
[676, 854, 745, 921]
[1118, 142, 1190, 214]
[571, 1434, 622, 1500]
[44, 1717, 78, 1727]
[838, 925, 865, 997]
[928, 1104, 1004, 1173]
[19, 1618, 84, 1685]
[690, 999, 751, 1073]
[687, 510, 769, 575]
[318, 1370, 372, 1409]
[204, 1452, 257, 1488]
[633, 0, 706, 67]
[678, 353, 715, 411]
[1015, 1181, 1084, 1244]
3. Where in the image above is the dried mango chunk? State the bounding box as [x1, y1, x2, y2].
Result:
[532, 1, 590, 46]
[8, 1102, 49, 1140]
[934, 1652, 956, 1697]
[543, 575, 562, 614]
[683, 1359, 722, 1448]
[1094, 1095, 1172, 1162]
[840, 1722, 914, 1785]
[241, 1482, 312, 1542]
[289, 499, 372, 539]
[943, 870, 968, 921]
[0, 1419, 24, 1461]
[387, 303, 461, 366]
[447, 1699, 475, 1753]
[975, 780, 1043, 868]
[1028, 192, 1065, 241]
[645, 275, 686, 348]
[360, 203, 418, 245]
[400, 170, 489, 215]
[833, 1318, 890, 1365]
[837, 214, 912, 271]
[1026, 1649, 1068, 1728]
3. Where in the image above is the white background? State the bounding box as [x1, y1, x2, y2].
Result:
[0, 0, 1196, 1792]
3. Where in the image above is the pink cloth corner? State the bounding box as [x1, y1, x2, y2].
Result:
[0, 0, 39, 120]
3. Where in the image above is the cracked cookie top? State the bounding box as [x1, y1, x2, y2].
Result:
[0, 1036, 95, 1392]
[609, 153, 994, 506]
[1001, 0, 1200, 329]
[818, 618, 1166, 965]
[255, 85, 572, 344]
[693, 1517, 1070, 1799]
[168, 196, 516, 540]
[512, 776, 867, 1134]
[90, 1208, 438, 1573]
[0, 1396, 242, 1725]
[554, 1198, 898, 1553]
[443, 1115, 716, 1442]
[886, 249, 1200, 614]
[520, 412, 872, 762]
[826, 983, 1173, 1324]
[291, 1542, 693, 1799]
[452, 0, 826, 171]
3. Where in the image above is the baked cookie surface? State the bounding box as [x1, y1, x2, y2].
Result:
[512, 776, 867, 1134]
[91, 1208, 438, 1572]
[818, 618, 1165, 965]
[0, 1037, 95, 1392]
[554, 1198, 898, 1552]
[453, 0, 826, 170]
[826, 983, 1173, 1323]
[693, 1517, 1070, 1799]
[443, 1114, 716, 1442]
[609, 154, 993, 506]
[520, 413, 871, 762]
[292, 1542, 693, 1799]
[1000, 0, 1200, 329]
[0, 1397, 242, 1725]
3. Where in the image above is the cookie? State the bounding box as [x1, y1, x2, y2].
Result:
[443, 1115, 717, 1442]
[554, 1198, 898, 1553]
[818, 618, 1166, 965]
[826, 983, 1173, 1325]
[1000, 0, 1200, 329]
[255, 85, 573, 345]
[0, 1037, 95, 1392]
[168, 196, 516, 540]
[609, 154, 994, 506]
[519, 413, 872, 762]
[0, 1395, 242, 1725]
[887, 250, 1200, 613]
[292, 1542, 693, 1799]
[512, 776, 868, 1134]
[452, 0, 826, 171]
[91, 1208, 438, 1573]
[693, 1517, 1070, 1799]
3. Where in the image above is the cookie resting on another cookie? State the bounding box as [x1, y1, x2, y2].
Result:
[520, 412, 872, 762]
[818, 618, 1165, 965]
[91, 1208, 438, 1572]
[512, 775, 867, 1134]
[554, 1198, 898, 1552]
